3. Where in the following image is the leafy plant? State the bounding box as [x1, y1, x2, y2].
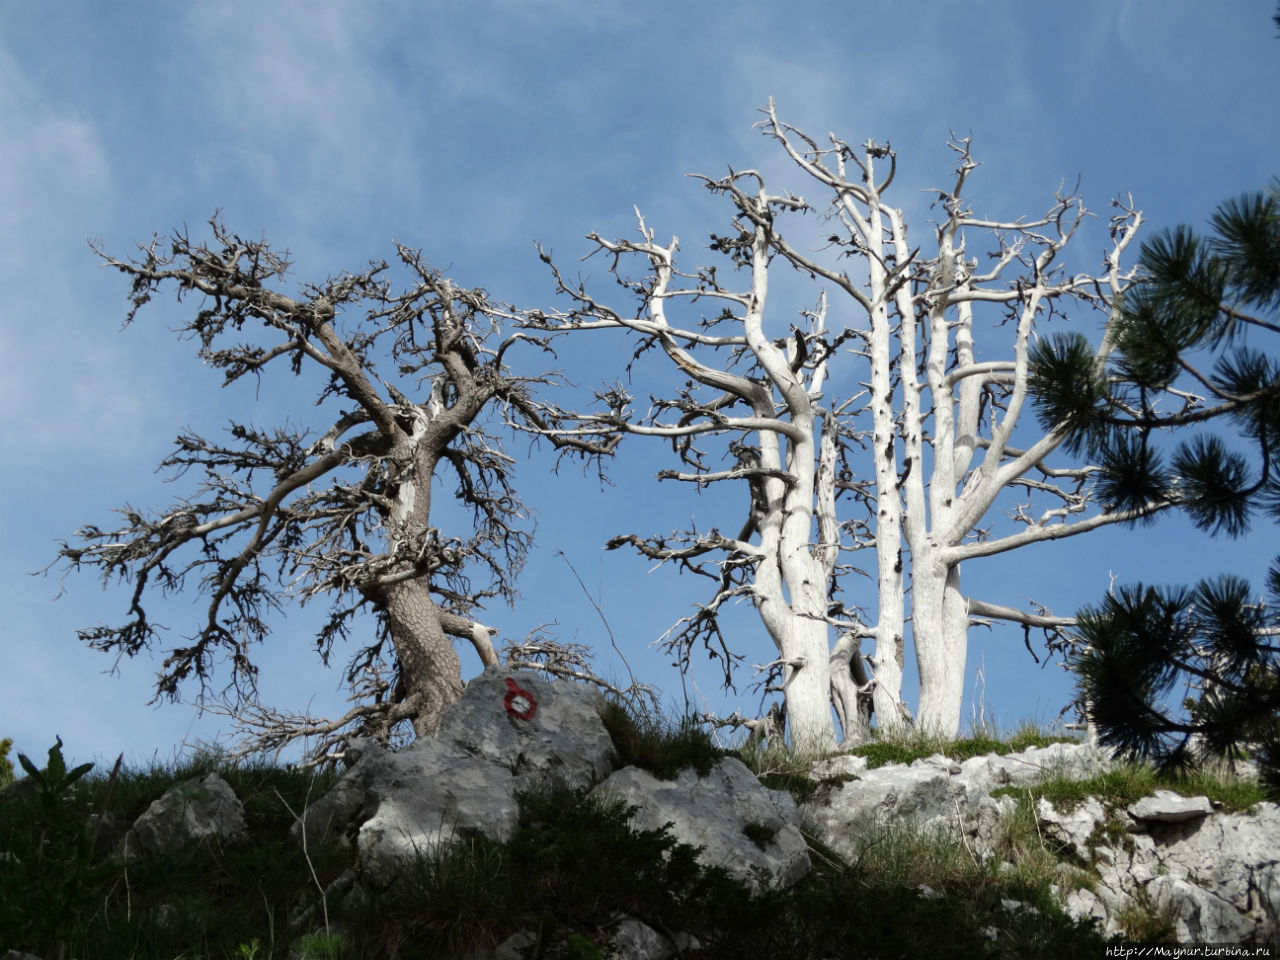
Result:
[0, 737, 123, 959]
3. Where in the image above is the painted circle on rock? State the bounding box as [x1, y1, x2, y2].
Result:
[503, 677, 538, 721]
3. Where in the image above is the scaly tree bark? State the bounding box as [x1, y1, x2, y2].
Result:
[532, 103, 1155, 743]
[53, 219, 615, 764]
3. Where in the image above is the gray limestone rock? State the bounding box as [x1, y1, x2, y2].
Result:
[957, 742, 1110, 800]
[608, 917, 674, 960]
[1127, 789, 1213, 823]
[1079, 800, 1280, 943]
[801, 741, 1112, 863]
[437, 667, 615, 789]
[809, 754, 868, 779]
[1148, 875, 1255, 944]
[124, 772, 247, 861]
[356, 737, 523, 880]
[1035, 795, 1106, 859]
[800, 757, 966, 860]
[293, 666, 617, 883]
[1062, 886, 1108, 927]
[969, 794, 1018, 861]
[1139, 802, 1280, 940]
[591, 757, 810, 891]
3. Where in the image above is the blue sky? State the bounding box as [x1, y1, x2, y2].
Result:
[3, 1, 1278, 771]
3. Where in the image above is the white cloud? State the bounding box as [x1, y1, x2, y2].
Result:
[0, 48, 112, 247]
[0, 46, 164, 464]
[171, 3, 423, 247]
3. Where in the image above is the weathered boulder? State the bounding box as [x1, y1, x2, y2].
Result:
[591, 757, 810, 891]
[292, 666, 617, 883]
[436, 668, 615, 786]
[355, 737, 524, 879]
[801, 741, 1113, 862]
[801, 754, 966, 859]
[1127, 790, 1213, 823]
[956, 742, 1110, 799]
[123, 772, 248, 861]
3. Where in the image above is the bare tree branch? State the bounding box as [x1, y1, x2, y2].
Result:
[55, 217, 620, 764]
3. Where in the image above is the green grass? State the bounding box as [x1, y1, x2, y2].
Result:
[12, 706, 1268, 958]
[597, 699, 725, 779]
[843, 721, 1082, 771]
[0, 742, 347, 960]
[995, 760, 1266, 815]
[731, 736, 850, 803]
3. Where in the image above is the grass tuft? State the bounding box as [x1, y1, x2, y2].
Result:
[597, 699, 725, 779]
[1000, 761, 1266, 815]
[844, 721, 1082, 770]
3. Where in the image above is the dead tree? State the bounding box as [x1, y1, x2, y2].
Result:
[53, 218, 616, 764]
[527, 102, 1154, 745]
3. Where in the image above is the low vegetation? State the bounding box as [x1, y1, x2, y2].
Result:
[3, 705, 1262, 958]
[0, 738, 14, 788]
[597, 700, 724, 780]
[994, 761, 1266, 816]
[842, 721, 1080, 771]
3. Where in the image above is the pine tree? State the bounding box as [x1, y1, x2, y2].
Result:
[1030, 180, 1280, 793]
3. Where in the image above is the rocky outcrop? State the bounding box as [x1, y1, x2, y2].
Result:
[798, 743, 1279, 944]
[123, 771, 248, 861]
[1028, 787, 1280, 942]
[292, 666, 810, 892]
[287, 667, 1278, 944]
[591, 757, 810, 891]
[800, 741, 1112, 863]
[286, 680, 1280, 944]
[1094, 799, 1280, 942]
[1036, 795, 1106, 859]
[293, 666, 617, 883]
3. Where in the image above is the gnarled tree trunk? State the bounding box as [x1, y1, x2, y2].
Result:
[380, 580, 465, 736]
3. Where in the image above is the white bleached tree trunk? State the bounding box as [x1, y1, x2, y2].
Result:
[532, 204, 853, 750]
[531, 102, 1159, 741]
[758, 106, 1153, 737]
